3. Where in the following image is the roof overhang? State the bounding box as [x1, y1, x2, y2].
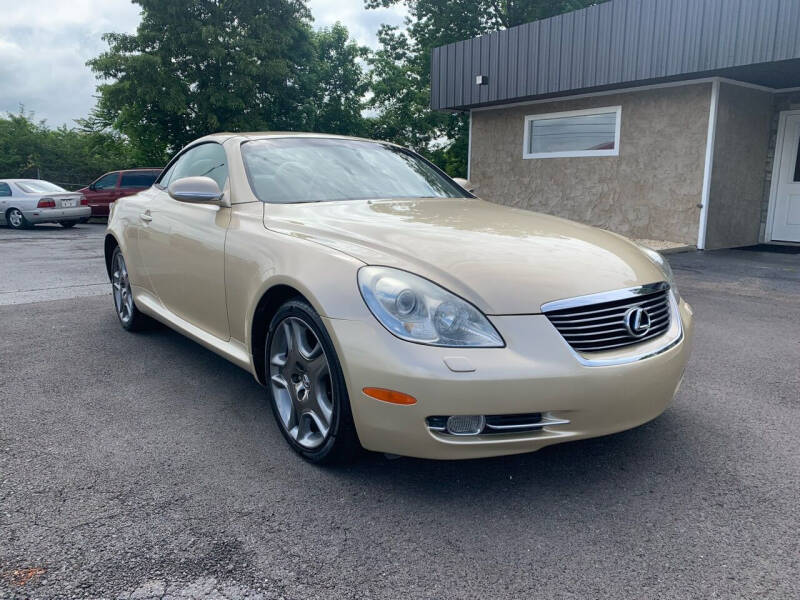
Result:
[431, 0, 800, 112]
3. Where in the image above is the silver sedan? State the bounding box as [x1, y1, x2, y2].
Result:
[0, 179, 91, 229]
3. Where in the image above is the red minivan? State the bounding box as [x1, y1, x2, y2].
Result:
[79, 168, 162, 217]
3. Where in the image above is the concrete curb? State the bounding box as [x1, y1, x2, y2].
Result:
[659, 245, 697, 255]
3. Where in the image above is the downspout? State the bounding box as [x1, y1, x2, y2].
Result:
[697, 78, 720, 250]
[467, 109, 473, 181]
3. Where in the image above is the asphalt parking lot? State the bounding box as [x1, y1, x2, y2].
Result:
[0, 224, 107, 306]
[1, 223, 798, 599]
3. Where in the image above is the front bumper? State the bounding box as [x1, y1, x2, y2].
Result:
[324, 297, 693, 460]
[23, 206, 91, 223]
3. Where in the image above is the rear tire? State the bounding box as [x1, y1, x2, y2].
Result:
[265, 299, 360, 464]
[60, 221, 78, 228]
[6, 208, 30, 230]
[110, 246, 149, 332]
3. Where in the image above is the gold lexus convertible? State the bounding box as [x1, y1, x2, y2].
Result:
[105, 133, 693, 463]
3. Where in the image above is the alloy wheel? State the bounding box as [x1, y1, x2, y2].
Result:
[112, 252, 134, 325]
[8, 209, 23, 228]
[269, 316, 334, 449]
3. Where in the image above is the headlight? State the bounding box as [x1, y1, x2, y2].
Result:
[640, 246, 680, 301]
[358, 266, 504, 347]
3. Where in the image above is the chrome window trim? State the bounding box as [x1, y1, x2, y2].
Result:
[541, 284, 683, 367]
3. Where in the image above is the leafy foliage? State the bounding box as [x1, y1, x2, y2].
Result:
[0, 109, 138, 188]
[87, 1, 370, 161]
[2, 1, 606, 184]
[365, 0, 608, 175]
[87, 0, 317, 161]
[306, 24, 371, 137]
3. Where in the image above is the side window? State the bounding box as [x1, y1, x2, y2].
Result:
[0, 182, 11, 197]
[94, 172, 119, 190]
[169, 143, 228, 190]
[120, 171, 159, 188]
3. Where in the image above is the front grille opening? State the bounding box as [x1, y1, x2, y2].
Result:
[544, 286, 672, 353]
[426, 412, 567, 436]
[426, 416, 448, 431]
[485, 413, 543, 432]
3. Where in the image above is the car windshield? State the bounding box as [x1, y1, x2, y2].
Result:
[240, 138, 466, 203]
[15, 180, 67, 193]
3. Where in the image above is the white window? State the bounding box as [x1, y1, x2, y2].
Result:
[523, 106, 621, 159]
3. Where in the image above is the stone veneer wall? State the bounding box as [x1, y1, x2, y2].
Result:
[469, 83, 712, 245]
[760, 90, 800, 242]
[705, 83, 773, 249]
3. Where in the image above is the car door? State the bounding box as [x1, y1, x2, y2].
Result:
[87, 172, 121, 215]
[0, 182, 11, 221]
[137, 142, 231, 340]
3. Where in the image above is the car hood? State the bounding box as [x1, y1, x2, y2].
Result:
[263, 198, 665, 315]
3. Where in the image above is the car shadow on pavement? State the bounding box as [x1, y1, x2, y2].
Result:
[137, 315, 712, 513]
[343, 410, 701, 491]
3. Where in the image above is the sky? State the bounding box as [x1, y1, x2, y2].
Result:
[0, 0, 407, 128]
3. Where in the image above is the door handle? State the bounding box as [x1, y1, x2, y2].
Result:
[139, 211, 152, 222]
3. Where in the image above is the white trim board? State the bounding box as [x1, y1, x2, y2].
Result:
[470, 76, 793, 114]
[697, 79, 720, 250]
[715, 77, 776, 93]
[764, 109, 800, 242]
[467, 109, 473, 181]
[471, 79, 713, 112]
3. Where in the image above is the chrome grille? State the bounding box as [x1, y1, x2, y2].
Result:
[543, 283, 672, 353]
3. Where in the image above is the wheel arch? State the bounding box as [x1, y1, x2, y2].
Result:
[4, 206, 23, 221]
[250, 283, 312, 386]
[104, 233, 120, 280]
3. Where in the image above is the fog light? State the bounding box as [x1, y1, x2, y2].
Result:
[446, 415, 485, 435]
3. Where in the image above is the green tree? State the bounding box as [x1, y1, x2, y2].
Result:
[0, 110, 43, 180]
[305, 24, 371, 136]
[88, 0, 317, 159]
[0, 109, 138, 188]
[366, 0, 608, 176]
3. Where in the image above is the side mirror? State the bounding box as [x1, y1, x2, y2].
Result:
[452, 177, 475, 194]
[89, 183, 96, 191]
[168, 176, 225, 204]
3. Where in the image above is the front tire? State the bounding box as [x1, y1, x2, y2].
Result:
[110, 247, 148, 331]
[60, 221, 78, 228]
[265, 299, 360, 464]
[6, 208, 30, 230]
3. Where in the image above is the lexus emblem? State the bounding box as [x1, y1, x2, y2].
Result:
[624, 307, 651, 338]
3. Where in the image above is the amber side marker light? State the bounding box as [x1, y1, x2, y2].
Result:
[362, 387, 417, 405]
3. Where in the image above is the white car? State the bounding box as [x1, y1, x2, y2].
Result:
[0, 179, 90, 229]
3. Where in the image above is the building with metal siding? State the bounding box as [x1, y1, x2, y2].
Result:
[431, 0, 800, 249]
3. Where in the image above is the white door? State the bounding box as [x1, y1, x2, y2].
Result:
[771, 113, 800, 242]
